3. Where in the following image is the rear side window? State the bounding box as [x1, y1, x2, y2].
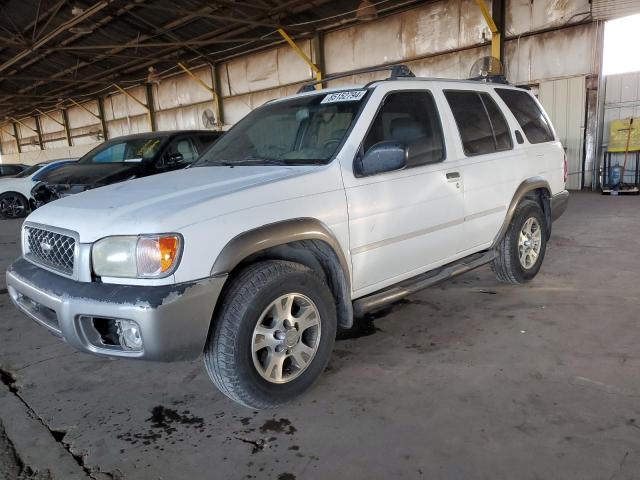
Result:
[495, 88, 554, 144]
[444, 90, 513, 156]
[363, 91, 445, 166]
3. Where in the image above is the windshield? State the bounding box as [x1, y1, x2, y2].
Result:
[13, 163, 46, 178]
[195, 90, 367, 167]
[79, 136, 167, 164]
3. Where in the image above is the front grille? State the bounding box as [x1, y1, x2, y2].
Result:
[25, 226, 76, 276]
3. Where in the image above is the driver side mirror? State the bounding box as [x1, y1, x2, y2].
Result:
[356, 141, 407, 177]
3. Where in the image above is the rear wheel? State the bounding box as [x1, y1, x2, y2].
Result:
[0, 193, 29, 219]
[204, 260, 336, 409]
[491, 199, 547, 284]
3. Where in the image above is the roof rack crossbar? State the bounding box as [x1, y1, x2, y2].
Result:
[297, 64, 415, 93]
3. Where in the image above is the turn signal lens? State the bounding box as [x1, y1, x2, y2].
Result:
[136, 235, 181, 277]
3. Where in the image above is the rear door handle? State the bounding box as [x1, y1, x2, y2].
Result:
[446, 171, 460, 181]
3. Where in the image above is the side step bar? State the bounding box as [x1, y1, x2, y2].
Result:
[352, 250, 496, 317]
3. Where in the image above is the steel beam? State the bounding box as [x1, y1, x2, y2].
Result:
[312, 31, 326, 89]
[12, 122, 21, 153]
[11, 117, 38, 136]
[36, 109, 64, 127]
[45, 38, 277, 50]
[34, 115, 44, 150]
[97, 96, 109, 141]
[68, 98, 102, 120]
[474, 0, 501, 60]
[61, 108, 73, 146]
[277, 29, 322, 88]
[145, 83, 157, 132]
[492, 0, 506, 62]
[212, 64, 225, 127]
[0, 1, 111, 74]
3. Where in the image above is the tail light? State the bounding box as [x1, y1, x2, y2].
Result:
[563, 153, 568, 183]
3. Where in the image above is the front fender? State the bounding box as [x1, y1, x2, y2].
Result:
[210, 217, 351, 281]
[209, 218, 353, 329]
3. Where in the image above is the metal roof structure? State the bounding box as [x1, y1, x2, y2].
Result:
[0, 0, 421, 119]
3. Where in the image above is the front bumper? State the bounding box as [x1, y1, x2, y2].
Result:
[550, 190, 570, 222]
[6, 258, 227, 361]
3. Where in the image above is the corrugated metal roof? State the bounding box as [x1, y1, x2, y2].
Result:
[0, 0, 421, 118]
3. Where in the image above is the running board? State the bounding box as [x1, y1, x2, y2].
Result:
[352, 250, 496, 317]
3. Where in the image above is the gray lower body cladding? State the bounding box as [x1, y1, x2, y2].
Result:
[6, 258, 226, 361]
[550, 190, 570, 222]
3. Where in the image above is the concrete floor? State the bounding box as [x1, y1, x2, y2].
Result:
[1, 191, 640, 480]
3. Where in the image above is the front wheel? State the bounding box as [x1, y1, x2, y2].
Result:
[0, 192, 29, 219]
[204, 260, 337, 409]
[491, 199, 547, 284]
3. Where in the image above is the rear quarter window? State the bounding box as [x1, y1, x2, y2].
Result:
[444, 90, 513, 156]
[495, 88, 555, 144]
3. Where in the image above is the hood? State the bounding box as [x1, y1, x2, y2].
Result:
[26, 165, 334, 242]
[0, 177, 27, 188]
[36, 162, 142, 186]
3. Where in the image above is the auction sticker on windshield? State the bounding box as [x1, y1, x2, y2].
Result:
[321, 90, 366, 103]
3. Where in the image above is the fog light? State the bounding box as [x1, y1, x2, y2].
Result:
[116, 319, 143, 351]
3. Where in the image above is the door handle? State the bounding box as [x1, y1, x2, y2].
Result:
[446, 171, 460, 181]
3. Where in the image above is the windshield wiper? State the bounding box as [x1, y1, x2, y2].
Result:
[207, 157, 287, 166]
[235, 155, 287, 165]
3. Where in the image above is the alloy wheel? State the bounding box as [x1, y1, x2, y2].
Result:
[251, 293, 321, 384]
[518, 217, 542, 269]
[0, 195, 26, 218]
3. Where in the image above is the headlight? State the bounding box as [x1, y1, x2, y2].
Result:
[92, 234, 182, 278]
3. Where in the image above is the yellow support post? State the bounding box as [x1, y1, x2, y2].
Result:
[0, 124, 16, 138]
[177, 62, 221, 127]
[113, 84, 149, 110]
[277, 28, 322, 89]
[177, 62, 216, 96]
[36, 109, 65, 128]
[11, 117, 38, 135]
[113, 84, 153, 131]
[474, 0, 501, 60]
[68, 98, 102, 120]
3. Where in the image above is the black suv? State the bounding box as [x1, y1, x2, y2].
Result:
[31, 130, 222, 207]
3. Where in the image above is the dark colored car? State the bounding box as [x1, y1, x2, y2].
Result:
[31, 130, 223, 208]
[0, 164, 28, 177]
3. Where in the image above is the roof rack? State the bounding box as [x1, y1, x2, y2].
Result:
[297, 64, 415, 93]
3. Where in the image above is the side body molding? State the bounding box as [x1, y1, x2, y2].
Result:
[492, 177, 552, 248]
[210, 218, 350, 279]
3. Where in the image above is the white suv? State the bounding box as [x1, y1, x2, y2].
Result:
[6, 66, 569, 409]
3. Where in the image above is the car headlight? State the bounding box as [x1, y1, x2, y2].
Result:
[92, 234, 182, 278]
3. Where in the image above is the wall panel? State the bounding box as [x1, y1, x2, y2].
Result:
[538, 76, 586, 189]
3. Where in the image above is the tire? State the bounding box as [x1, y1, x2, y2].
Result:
[491, 199, 547, 284]
[0, 192, 29, 219]
[204, 260, 337, 409]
